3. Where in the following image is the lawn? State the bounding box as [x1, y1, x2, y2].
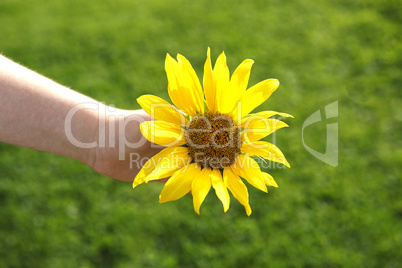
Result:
[0, 0, 401, 267]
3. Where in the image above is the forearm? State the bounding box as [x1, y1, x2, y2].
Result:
[0, 55, 100, 163]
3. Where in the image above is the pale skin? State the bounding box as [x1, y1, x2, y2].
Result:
[0, 55, 162, 182]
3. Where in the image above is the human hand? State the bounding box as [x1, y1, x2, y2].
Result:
[86, 109, 163, 182]
[0, 55, 163, 183]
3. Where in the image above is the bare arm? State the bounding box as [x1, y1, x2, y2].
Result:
[0, 55, 161, 181]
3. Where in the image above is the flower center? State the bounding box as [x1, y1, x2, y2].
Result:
[186, 113, 241, 169]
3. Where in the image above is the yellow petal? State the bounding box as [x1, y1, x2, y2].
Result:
[192, 168, 212, 214]
[177, 54, 204, 114]
[159, 163, 201, 203]
[214, 52, 230, 114]
[231, 154, 267, 193]
[238, 110, 293, 127]
[133, 146, 177, 188]
[241, 141, 290, 168]
[140, 121, 186, 147]
[254, 110, 294, 119]
[242, 118, 288, 142]
[203, 47, 216, 113]
[165, 54, 188, 112]
[238, 79, 280, 117]
[220, 59, 254, 115]
[224, 168, 252, 216]
[211, 168, 230, 212]
[165, 54, 202, 116]
[137, 94, 188, 126]
[146, 147, 191, 182]
[261, 172, 279, 187]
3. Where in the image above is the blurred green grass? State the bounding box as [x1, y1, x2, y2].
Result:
[0, 0, 401, 267]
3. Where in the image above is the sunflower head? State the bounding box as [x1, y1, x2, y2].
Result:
[186, 112, 241, 169]
[134, 48, 293, 216]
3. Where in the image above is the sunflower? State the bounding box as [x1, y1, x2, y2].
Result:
[133, 48, 292, 216]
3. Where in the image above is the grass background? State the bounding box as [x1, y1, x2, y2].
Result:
[0, 0, 401, 267]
